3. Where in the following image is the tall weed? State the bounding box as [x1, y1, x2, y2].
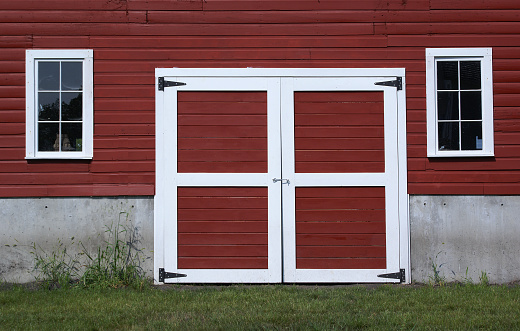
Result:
[31, 212, 148, 290]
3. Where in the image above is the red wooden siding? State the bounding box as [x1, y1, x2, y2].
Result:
[1, 0, 520, 196]
[177, 91, 267, 173]
[294, 91, 385, 173]
[296, 187, 386, 269]
[177, 187, 268, 269]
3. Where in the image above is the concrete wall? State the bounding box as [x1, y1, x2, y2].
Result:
[410, 195, 520, 284]
[3, 195, 520, 284]
[0, 197, 154, 283]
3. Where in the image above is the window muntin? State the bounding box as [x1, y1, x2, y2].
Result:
[426, 48, 493, 157]
[26, 50, 93, 159]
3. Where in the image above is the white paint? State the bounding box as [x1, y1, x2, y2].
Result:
[281, 76, 401, 283]
[25, 49, 93, 160]
[426, 48, 494, 157]
[155, 68, 409, 284]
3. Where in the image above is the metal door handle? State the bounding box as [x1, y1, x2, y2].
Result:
[272, 178, 290, 184]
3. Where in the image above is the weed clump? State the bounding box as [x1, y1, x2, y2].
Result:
[31, 212, 148, 290]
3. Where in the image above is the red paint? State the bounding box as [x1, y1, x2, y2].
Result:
[0, 1, 519, 197]
[177, 91, 268, 173]
[177, 187, 268, 269]
[296, 187, 386, 270]
[295, 91, 385, 173]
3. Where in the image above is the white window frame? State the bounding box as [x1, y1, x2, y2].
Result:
[26, 49, 93, 159]
[426, 48, 494, 157]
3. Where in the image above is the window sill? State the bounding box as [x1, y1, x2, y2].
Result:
[427, 152, 494, 158]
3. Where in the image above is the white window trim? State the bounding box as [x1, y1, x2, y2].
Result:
[426, 48, 494, 157]
[26, 49, 93, 159]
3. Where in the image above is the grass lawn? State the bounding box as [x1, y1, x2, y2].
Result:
[1, 283, 520, 330]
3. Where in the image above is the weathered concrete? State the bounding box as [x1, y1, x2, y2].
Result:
[0, 197, 154, 283]
[410, 195, 520, 284]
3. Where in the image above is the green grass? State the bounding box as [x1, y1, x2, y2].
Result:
[1, 284, 520, 330]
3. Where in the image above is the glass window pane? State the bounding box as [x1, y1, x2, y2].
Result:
[61, 92, 83, 121]
[461, 91, 482, 120]
[38, 62, 60, 91]
[61, 123, 82, 151]
[38, 92, 59, 121]
[438, 122, 459, 151]
[460, 61, 481, 90]
[61, 62, 83, 91]
[38, 123, 60, 151]
[461, 121, 483, 150]
[437, 61, 458, 90]
[437, 91, 459, 120]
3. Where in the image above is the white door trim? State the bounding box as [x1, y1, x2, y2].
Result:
[154, 68, 409, 284]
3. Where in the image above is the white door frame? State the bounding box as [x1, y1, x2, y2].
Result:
[154, 68, 409, 284]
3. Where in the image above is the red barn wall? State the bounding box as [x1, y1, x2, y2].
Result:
[0, 0, 519, 197]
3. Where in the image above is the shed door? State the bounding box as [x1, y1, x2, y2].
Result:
[159, 77, 282, 283]
[281, 78, 400, 283]
[157, 72, 402, 283]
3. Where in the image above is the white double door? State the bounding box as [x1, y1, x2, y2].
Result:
[155, 69, 406, 283]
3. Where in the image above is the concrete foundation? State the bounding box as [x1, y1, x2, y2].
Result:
[410, 195, 520, 284]
[2, 195, 520, 284]
[0, 197, 154, 283]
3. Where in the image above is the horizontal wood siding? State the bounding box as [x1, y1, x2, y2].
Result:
[295, 91, 385, 173]
[0, 0, 519, 196]
[177, 91, 268, 173]
[296, 187, 386, 269]
[177, 187, 268, 269]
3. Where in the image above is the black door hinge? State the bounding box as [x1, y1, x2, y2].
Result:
[374, 77, 402, 90]
[159, 268, 187, 282]
[158, 77, 186, 91]
[377, 269, 406, 283]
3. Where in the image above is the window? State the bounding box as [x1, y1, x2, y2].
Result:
[426, 48, 493, 157]
[26, 50, 93, 159]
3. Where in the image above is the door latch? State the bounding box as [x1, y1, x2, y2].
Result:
[272, 178, 290, 184]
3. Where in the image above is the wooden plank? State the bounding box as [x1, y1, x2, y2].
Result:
[294, 102, 384, 114]
[297, 234, 386, 246]
[430, 0, 520, 10]
[0, 73, 24, 86]
[0, 10, 146, 23]
[295, 91, 384, 102]
[0, 87, 24, 98]
[0, 22, 376, 36]
[296, 197, 385, 210]
[295, 150, 385, 162]
[178, 91, 266, 102]
[295, 114, 383, 126]
[408, 183, 485, 195]
[296, 209, 385, 223]
[295, 138, 384, 150]
[202, 0, 425, 11]
[178, 125, 266, 138]
[178, 221, 268, 233]
[178, 233, 267, 245]
[178, 257, 267, 269]
[127, 0, 203, 11]
[296, 187, 385, 198]
[178, 138, 266, 150]
[94, 99, 154, 111]
[295, 127, 384, 138]
[0, 0, 136, 10]
[178, 161, 268, 173]
[178, 115, 266, 126]
[296, 258, 385, 269]
[178, 102, 266, 115]
[297, 246, 386, 258]
[178, 187, 267, 197]
[178, 196, 267, 209]
[179, 150, 267, 162]
[90, 35, 388, 48]
[296, 221, 386, 233]
[178, 245, 267, 257]
[178, 209, 268, 221]
[296, 162, 385, 173]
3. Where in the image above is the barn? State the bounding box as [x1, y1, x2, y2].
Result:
[1, 0, 519, 284]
